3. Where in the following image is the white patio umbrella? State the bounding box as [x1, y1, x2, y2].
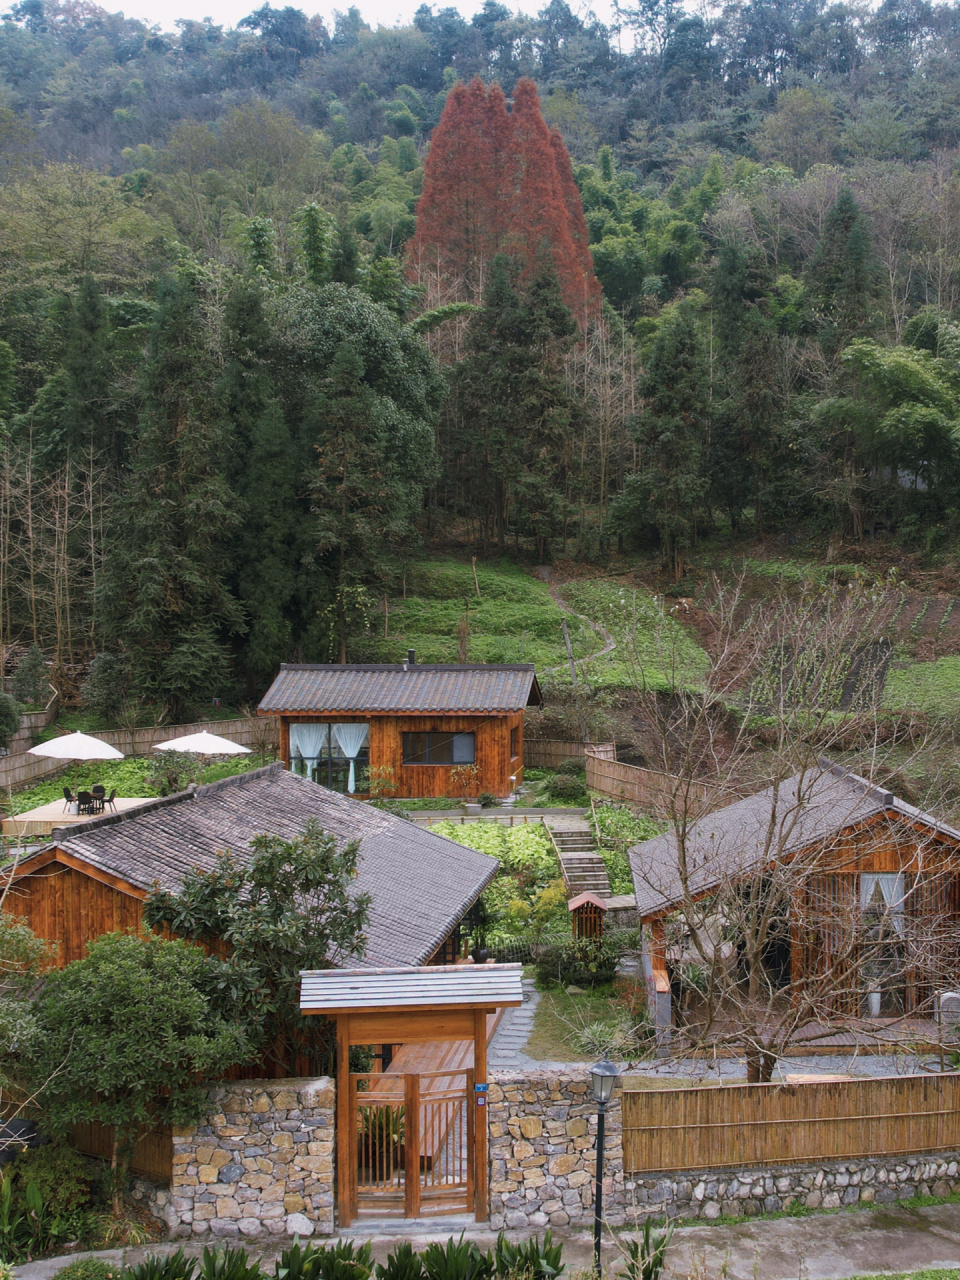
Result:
[28, 730, 125, 794]
[153, 731, 252, 756]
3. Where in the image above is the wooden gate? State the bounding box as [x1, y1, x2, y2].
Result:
[350, 1069, 474, 1219]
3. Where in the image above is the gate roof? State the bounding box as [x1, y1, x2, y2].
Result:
[300, 962, 523, 1014]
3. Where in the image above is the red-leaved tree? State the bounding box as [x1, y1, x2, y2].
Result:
[408, 76, 600, 322]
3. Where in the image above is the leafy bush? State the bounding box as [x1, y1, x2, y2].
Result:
[11, 645, 50, 709]
[477, 792, 498, 808]
[555, 758, 586, 777]
[545, 774, 588, 802]
[126, 1248, 198, 1280]
[197, 1247, 265, 1280]
[615, 1217, 674, 1280]
[80, 654, 130, 723]
[571, 1012, 652, 1059]
[493, 1231, 564, 1280]
[375, 1242, 422, 1280]
[0, 693, 21, 750]
[8, 1141, 92, 1215]
[535, 936, 622, 989]
[421, 1236, 492, 1280]
[54, 1261, 123, 1280]
[0, 1174, 93, 1263]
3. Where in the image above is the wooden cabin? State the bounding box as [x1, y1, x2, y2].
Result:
[257, 657, 542, 800]
[629, 764, 960, 1035]
[2, 763, 498, 969]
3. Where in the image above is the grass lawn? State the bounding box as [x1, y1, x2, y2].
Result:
[884, 655, 960, 716]
[357, 557, 599, 672]
[526, 986, 635, 1061]
[558, 579, 709, 690]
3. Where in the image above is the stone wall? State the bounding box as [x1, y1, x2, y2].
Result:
[488, 1071, 960, 1229]
[166, 1078, 335, 1240]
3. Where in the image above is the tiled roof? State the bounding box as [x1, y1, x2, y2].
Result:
[257, 663, 542, 714]
[26, 764, 498, 968]
[629, 764, 960, 920]
[299, 963, 524, 1012]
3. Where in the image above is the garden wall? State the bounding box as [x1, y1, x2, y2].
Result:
[487, 1072, 960, 1229]
[164, 1077, 335, 1240]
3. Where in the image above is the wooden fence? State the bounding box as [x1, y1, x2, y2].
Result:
[72, 1120, 173, 1183]
[622, 1074, 960, 1174]
[0, 715, 278, 793]
[525, 740, 616, 769]
[584, 751, 733, 818]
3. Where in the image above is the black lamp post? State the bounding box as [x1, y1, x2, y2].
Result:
[590, 1057, 620, 1276]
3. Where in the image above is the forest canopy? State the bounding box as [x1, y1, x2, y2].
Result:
[3, 0, 960, 708]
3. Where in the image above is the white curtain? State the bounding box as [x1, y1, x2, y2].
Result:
[333, 723, 369, 794]
[861, 872, 905, 935]
[290, 723, 329, 771]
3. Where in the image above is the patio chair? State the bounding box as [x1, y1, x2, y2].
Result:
[92, 784, 106, 813]
[105, 789, 118, 813]
[76, 791, 95, 815]
[62, 786, 74, 812]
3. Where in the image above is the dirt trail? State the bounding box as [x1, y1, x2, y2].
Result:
[535, 568, 616, 678]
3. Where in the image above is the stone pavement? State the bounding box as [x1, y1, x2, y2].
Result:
[488, 977, 540, 1069]
[16, 1201, 960, 1280]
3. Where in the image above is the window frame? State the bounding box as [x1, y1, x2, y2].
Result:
[401, 730, 476, 766]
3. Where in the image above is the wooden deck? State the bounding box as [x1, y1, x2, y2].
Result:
[2, 797, 153, 837]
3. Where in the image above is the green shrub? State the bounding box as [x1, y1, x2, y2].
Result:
[375, 1243, 423, 1280]
[535, 936, 621, 989]
[80, 654, 130, 723]
[421, 1236, 492, 1280]
[546, 774, 587, 802]
[54, 1261, 123, 1280]
[11, 644, 50, 708]
[494, 1231, 563, 1280]
[555, 758, 586, 777]
[615, 1217, 674, 1280]
[477, 792, 498, 808]
[0, 693, 21, 751]
[197, 1247, 265, 1280]
[8, 1142, 93, 1215]
[126, 1249, 198, 1280]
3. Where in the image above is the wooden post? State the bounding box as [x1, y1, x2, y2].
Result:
[473, 1008, 488, 1221]
[278, 717, 290, 768]
[336, 1015, 354, 1226]
[404, 1073, 421, 1220]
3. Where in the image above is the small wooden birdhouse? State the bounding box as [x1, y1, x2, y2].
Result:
[568, 892, 608, 941]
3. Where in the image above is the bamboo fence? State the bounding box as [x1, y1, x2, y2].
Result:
[584, 751, 734, 818]
[622, 1074, 960, 1174]
[525, 740, 616, 769]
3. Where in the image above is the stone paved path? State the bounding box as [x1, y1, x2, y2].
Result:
[488, 977, 540, 1069]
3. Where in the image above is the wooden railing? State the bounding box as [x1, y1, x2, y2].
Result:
[622, 1074, 960, 1174]
[525, 740, 615, 769]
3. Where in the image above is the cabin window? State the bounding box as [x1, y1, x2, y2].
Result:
[289, 722, 370, 794]
[860, 872, 906, 1017]
[402, 731, 475, 765]
[510, 727, 519, 758]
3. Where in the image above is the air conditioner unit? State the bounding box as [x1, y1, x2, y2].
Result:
[936, 991, 960, 1025]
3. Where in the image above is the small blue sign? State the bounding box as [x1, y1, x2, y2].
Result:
[475, 1083, 489, 1092]
[476, 1096, 486, 1107]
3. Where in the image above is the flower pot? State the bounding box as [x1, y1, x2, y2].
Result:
[473, 947, 490, 965]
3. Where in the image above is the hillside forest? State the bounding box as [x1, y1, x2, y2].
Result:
[2, 0, 960, 710]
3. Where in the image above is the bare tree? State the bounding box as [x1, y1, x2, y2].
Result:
[619, 574, 957, 1080]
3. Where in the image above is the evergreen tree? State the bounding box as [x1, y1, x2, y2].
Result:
[805, 185, 878, 359]
[100, 273, 243, 717]
[220, 282, 298, 691]
[300, 203, 332, 285]
[611, 302, 710, 579]
[309, 337, 437, 660]
[451, 253, 581, 557]
[329, 223, 360, 285]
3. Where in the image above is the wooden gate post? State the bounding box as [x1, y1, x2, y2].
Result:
[404, 1073, 421, 1220]
[473, 1009, 488, 1221]
[336, 1014, 355, 1226]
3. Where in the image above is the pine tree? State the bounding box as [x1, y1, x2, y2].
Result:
[300, 203, 332, 285]
[805, 185, 878, 358]
[409, 76, 599, 319]
[220, 282, 298, 691]
[329, 223, 360, 285]
[100, 273, 243, 717]
[611, 302, 710, 579]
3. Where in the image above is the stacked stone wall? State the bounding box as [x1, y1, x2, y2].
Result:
[165, 1078, 335, 1240]
[488, 1071, 960, 1229]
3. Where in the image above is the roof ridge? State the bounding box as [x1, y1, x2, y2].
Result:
[193, 760, 284, 798]
[277, 662, 536, 672]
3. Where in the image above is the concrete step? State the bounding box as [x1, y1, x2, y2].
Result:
[557, 850, 612, 899]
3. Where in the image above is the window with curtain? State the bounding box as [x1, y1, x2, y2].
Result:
[288, 722, 370, 794]
[402, 731, 475, 764]
[861, 872, 907, 1017]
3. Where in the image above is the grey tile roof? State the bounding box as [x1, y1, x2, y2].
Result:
[33, 764, 498, 968]
[258, 663, 542, 714]
[629, 764, 960, 920]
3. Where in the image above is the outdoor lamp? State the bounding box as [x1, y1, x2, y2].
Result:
[590, 1058, 620, 1275]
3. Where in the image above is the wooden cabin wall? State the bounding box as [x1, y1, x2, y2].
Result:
[278, 712, 525, 798]
[4, 861, 145, 965]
